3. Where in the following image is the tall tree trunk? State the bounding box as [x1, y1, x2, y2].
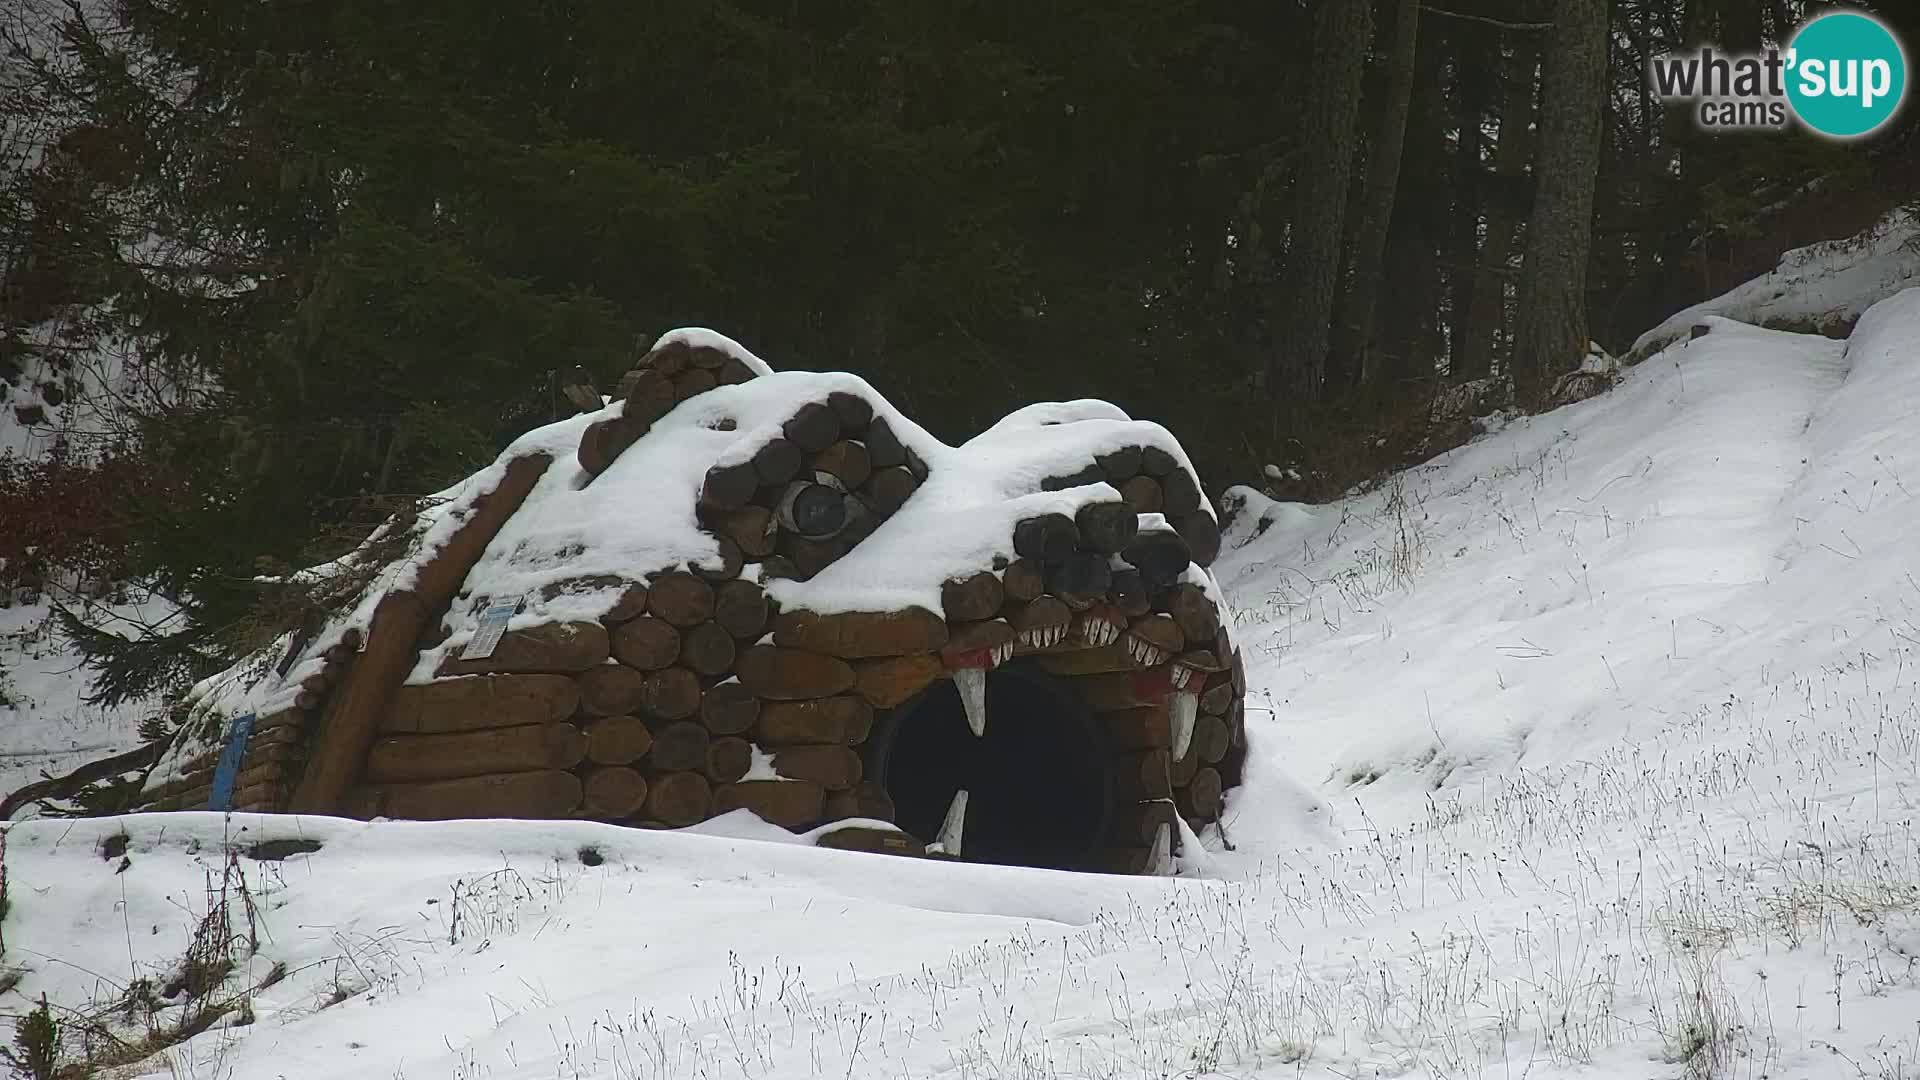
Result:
[1267, 0, 1372, 404]
[1510, 0, 1606, 403]
[1338, 0, 1420, 393]
[1455, 39, 1539, 382]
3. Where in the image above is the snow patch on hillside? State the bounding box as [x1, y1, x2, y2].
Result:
[1631, 208, 1920, 357]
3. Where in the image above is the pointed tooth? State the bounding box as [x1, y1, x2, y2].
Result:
[1170, 689, 1199, 759]
[936, 789, 969, 858]
[1150, 645, 1169, 666]
[1149, 823, 1174, 876]
[1170, 665, 1191, 690]
[955, 666, 988, 737]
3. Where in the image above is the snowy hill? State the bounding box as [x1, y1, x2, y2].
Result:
[5, 287, 1920, 1077]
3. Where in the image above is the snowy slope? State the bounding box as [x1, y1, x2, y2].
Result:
[1630, 209, 1920, 359]
[7, 294, 1920, 1078]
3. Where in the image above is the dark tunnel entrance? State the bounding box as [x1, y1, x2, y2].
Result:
[870, 661, 1113, 870]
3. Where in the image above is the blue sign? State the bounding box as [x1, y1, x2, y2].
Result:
[207, 712, 257, 812]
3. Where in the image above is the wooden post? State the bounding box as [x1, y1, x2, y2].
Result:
[289, 453, 553, 813]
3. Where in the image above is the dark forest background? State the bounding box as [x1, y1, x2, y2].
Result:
[2, 0, 1917, 702]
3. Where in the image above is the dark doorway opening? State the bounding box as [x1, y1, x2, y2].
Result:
[870, 661, 1112, 870]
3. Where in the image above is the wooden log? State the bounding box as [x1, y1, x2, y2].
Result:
[1175, 511, 1221, 568]
[1232, 649, 1246, 695]
[1037, 642, 1142, 676]
[643, 771, 712, 826]
[773, 607, 948, 659]
[365, 723, 587, 784]
[782, 534, 848, 581]
[1127, 614, 1185, 655]
[1043, 464, 1105, 491]
[1113, 750, 1173, 801]
[340, 627, 364, 651]
[782, 401, 841, 453]
[301, 670, 330, 694]
[861, 466, 918, 516]
[687, 344, 729, 370]
[1119, 475, 1164, 515]
[864, 416, 907, 468]
[815, 827, 924, 857]
[646, 720, 711, 772]
[1076, 669, 1168, 712]
[701, 461, 759, 511]
[1178, 767, 1222, 821]
[699, 680, 761, 735]
[638, 667, 702, 721]
[577, 417, 626, 476]
[1160, 467, 1203, 518]
[1013, 595, 1072, 637]
[582, 767, 650, 818]
[325, 642, 358, 665]
[760, 554, 801, 580]
[678, 621, 737, 675]
[643, 340, 692, 376]
[737, 645, 857, 700]
[296, 688, 324, 711]
[716, 355, 757, 385]
[690, 536, 744, 583]
[585, 714, 655, 765]
[854, 653, 942, 708]
[610, 616, 681, 670]
[1200, 677, 1236, 716]
[1196, 713, 1231, 764]
[941, 572, 1004, 622]
[1001, 559, 1046, 605]
[771, 745, 862, 790]
[1047, 551, 1112, 606]
[672, 368, 717, 401]
[1102, 705, 1173, 750]
[712, 779, 825, 827]
[1121, 527, 1192, 587]
[627, 369, 678, 426]
[752, 437, 805, 485]
[1107, 799, 1177, 847]
[714, 506, 778, 559]
[812, 440, 871, 490]
[440, 620, 610, 676]
[1075, 501, 1139, 555]
[1096, 445, 1143, 482]
[905, 447, 930, 482]
[756, 696, 874, 745]
[603, 582, 651, 623]
[827, 391, 873, 430]
[941, 619, 1015, 668]
[1013, 514, 1080, 563]
[1139, 445, 1179, 476]
[577, 663, 650, 717]
[1166, 583, 1219, 643]
[824, 781, 896, 822]
[290, 452, 554, 813]
[1109, 568, 1152, 617]
[1170, 738, 1200, 786]
[647, 573, 715, 628]
[705, 737, 753, 783]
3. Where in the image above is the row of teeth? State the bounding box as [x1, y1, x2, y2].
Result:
[1017, 625, 1067, 650]
[1124, 635, 1169, 667]
[1082, 617, 1121, 647]
[990, 641, 1014, 666]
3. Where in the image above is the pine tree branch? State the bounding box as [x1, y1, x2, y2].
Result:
[1418, 5, 1553, 31]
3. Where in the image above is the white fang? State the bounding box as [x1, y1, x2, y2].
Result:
[1170, 688, 1199, 759]
[933, 788, 969, 857]
[955, 666, 988, 737]
[1149, 823, 1174, 876]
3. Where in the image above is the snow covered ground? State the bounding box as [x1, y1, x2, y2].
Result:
[7, 287, 1920, 1077]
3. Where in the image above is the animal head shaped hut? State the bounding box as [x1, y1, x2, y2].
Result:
[136, 331, 1247, 874]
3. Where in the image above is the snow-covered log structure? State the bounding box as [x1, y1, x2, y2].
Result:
[129, 331, 1246, 874]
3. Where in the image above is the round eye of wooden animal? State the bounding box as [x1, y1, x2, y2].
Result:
[777, 479, 849, 539]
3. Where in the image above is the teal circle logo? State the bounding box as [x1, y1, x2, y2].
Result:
[1786, 12, 1907, 138]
